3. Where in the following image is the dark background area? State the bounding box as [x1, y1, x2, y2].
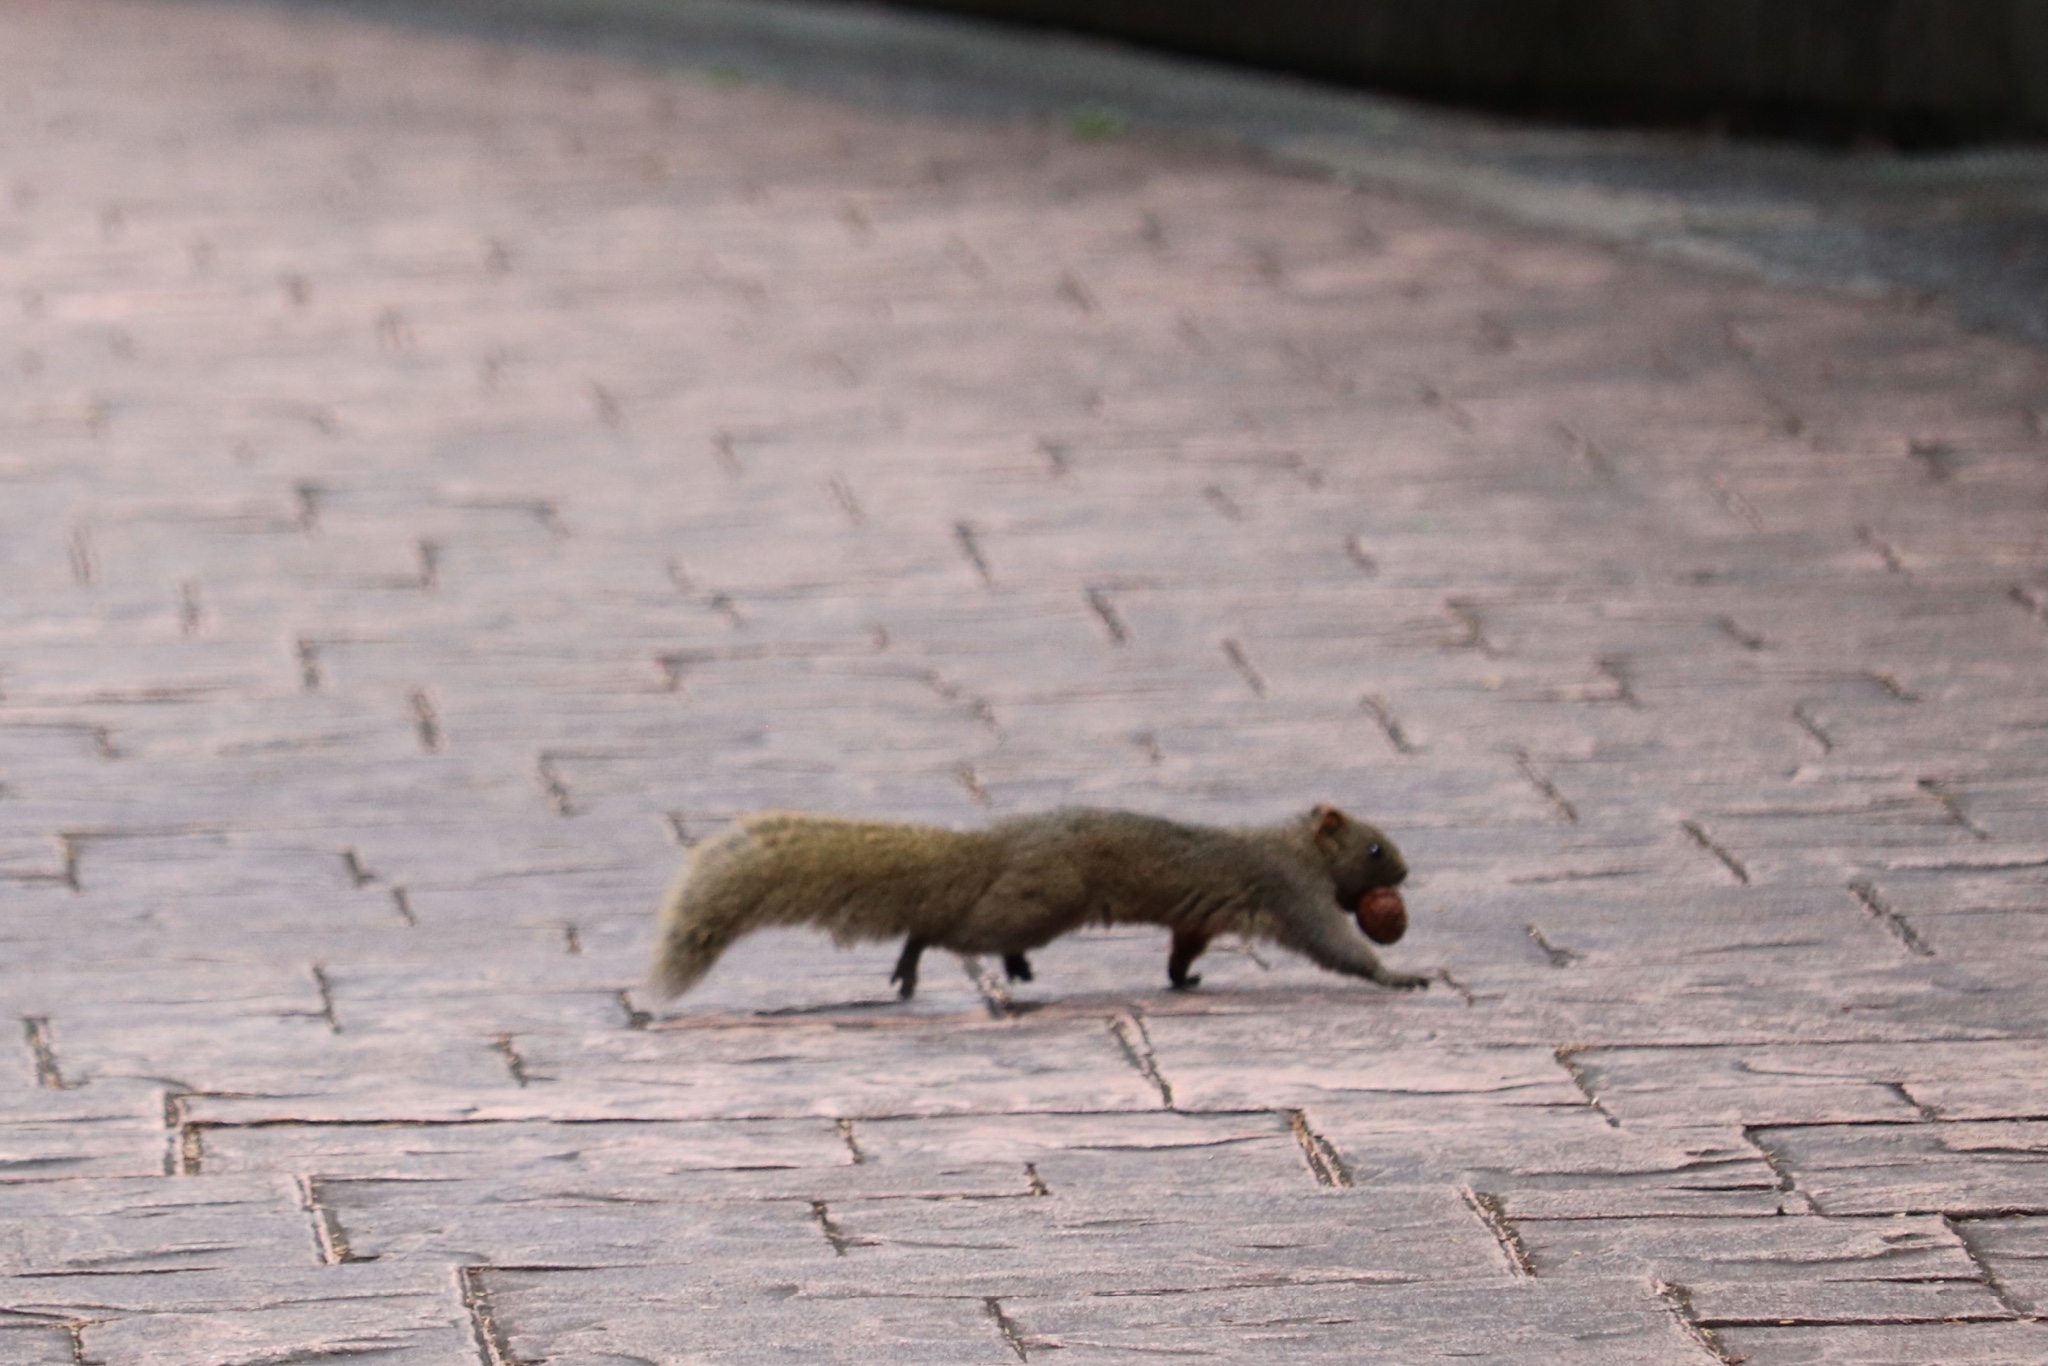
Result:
[889, 0, 2048, 145]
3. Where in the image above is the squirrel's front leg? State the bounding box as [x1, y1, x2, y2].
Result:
[889, 938, 926, 999]
[1281, 905, 1428, 990]
[1168, 929, 1209, 989]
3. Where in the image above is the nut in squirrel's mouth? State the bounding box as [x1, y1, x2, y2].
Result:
[1353, 887, 1408, 945]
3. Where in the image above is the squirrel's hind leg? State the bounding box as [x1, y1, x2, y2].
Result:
[1003, 952, 1033, 982]
[1168, 930, 1209, 989]
[890, 938, 927, 999]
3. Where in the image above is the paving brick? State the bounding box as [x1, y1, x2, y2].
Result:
[2, 0, 2047, 1358]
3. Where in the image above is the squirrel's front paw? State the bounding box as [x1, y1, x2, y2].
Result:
[1377, 971, 1430, 991]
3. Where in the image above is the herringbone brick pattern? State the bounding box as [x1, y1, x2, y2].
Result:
[2, 1, 2045, 1361]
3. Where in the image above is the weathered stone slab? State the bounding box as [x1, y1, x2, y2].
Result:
[1757, 1122, 2048, 1217]
[0, 1175, 311, 1275]
[474, 1262, 1023, 1365]
[1517, 1213, 2009, 1323]
[0, 1082, 167, 1181]
[3, 0, 2048, 1358]
[1955, 1214, 2048, 1317]
[0, 1263, 475, 1366]
[0, 1321, 78, 1366]
[989, 1275, 1699, 1364]
[198, 1116, 852, 1179]
[1711, 1321, 2048, 1366]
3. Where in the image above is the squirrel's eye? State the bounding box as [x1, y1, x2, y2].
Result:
[1367, 844, 1382, 858]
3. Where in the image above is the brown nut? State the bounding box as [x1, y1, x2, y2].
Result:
[1355, 887, 1408, 945]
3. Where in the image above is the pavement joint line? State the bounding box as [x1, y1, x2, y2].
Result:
[1525, 925, 1580, 968]
[340, 848, 376, 888]
[1713, 615, 1769, 651]
[408, 688, 443, 752]
[1704, 475, 1766, 531]
[1461, 1187, 1534, 1277]
[1443, 598, 1495, 654]
[1552, 1047, 1619, 1129]
[55, 834, 82, 892]
[1083, 586, 1128, 644]
[1554, 422, 1617, 482]
[1653, 1279, 1745, 1365]
[616, 991, 652, 1030]
[1343, 532, 1376, 577]
[1698, 1311, 2023, 1329]
[163, 1098, 204, 1177]
[1790, 703, 1834, 754]
[1357, 693, 1417, 755]
[1882, 1081, 1942, 1124]
[492, 1035, 535, 1088]
[1847, 879, 1936, 957]
[1737, 1128, 1815, 1216]
[460, 1265, 521, 1366]
[1856, 524, 1911, 578]
[1413, 377, 1476, 431]
[536, 753, 575, 816]
[953, 520, 994, 586]
[2010, 582, 2048, 624]
[954, 762, 990, 808]
[1511, 750, 1579, 825]
[295, 1175, 363, 1265]
[985, 1296, 1031, 1362]
[65, 524, 96, 585]
[919, 669, 1002, 735]
[20, 1016, 74, 1090]
[294, 638, 321, 692]
[1108, 1012, 1174, 1110]
[1680, 821, 1751, 885]
[1286, 1108, 1352, 1189]
[809, 1199, 853, 1256]
[1218, 638, 1266, 697]
[1200, 483, 1244, 522]
[1915, 778, 1989, 840]
[309, 966, 343, 1034]
[1948, 1214, 2048, 1321]
[826, 474, 864, 527]
[1593, 655, 1642, 708]
[1435, 968, 1477, 1005]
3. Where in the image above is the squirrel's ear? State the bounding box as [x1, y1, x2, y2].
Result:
[1312, 804, 1348, 841]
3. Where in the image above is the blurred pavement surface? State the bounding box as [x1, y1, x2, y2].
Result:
[2, 1, 2047, 1362]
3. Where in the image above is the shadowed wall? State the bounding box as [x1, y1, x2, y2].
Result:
[886, 0, 2048, 142]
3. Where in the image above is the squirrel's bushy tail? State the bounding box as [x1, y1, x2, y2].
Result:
[647, 819, 806, 999]
[652, 895, 737, 998]
[649, 811, 993, 999]
[650, 825, 762, 999]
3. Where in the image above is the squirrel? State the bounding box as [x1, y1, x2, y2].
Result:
[650, 804, 1425, 1001]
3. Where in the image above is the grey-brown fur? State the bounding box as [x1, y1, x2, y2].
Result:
[651, 805, 1424, 999]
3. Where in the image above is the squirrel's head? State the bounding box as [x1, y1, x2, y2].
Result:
[1308, 804, 1408, 944]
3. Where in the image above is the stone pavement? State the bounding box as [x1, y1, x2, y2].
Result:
[3, 0, 2048, 1361]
